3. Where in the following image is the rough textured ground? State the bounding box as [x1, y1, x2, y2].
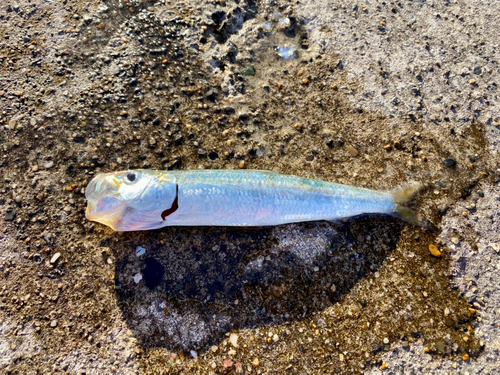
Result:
[1, 0, 499, 374]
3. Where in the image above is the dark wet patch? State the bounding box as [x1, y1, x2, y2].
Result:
[143, 258, 165, 289]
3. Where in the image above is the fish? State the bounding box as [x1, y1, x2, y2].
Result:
[85, 169, 424, 232]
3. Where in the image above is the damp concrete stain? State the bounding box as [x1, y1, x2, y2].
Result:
[1, 0, 499, 374]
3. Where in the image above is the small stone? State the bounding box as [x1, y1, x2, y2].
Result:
[133, 273, 142, 284]
[436, 341, 444, 352]
[32, 165, 39, 172]
[174, 134, 184, 145]
[443, 157, 456, 167]
[190, 350, 198, 359]
[229, 333, 239, 347]
[383, 337, 389, 344]
[135, 246, 146, 257]
[239, 161, 246, 169]
[44, 161, 54, 169]
[428, 244, 441, 257]
[30, 118, 37, 126]
[98, 22, 106, 29]
[463, 353, 469, 361]
[473, 66, 482, 75]
[273, 334, 279, 342]
[198, 149, 207, 158]
[444, 307, 450, 316]
[228, 349, 236, 355]
[445, 318, 455, 327]
[252, 358, 260, 367]
[5, 210, 16, 221]
[451, 237, 459, 245]
[50, 252, 61, 264]
[8, 119, 16, 129]
[210, 345, 218, 353]
[50, 320, 58, 327]
[345, 145, 358, 157]
[241, 65, 255, 76]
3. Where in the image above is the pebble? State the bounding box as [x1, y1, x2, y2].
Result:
[241, 65, 255, 76]
[8, 119, 16, 130]
[229, 333, 239, 347]
[252, 358, 260, 367]
[50, 252, 61, 264]
[50, 320, 58, 328]
[428, 244, 442, 257]
[210, 345, 218, 353]
[32, 165, 39, 172]
[383, 337, 389, 344]
[30, 118, 37, 126]
[5, 210, 16, 221]
[345, 145, 358, 157]
[133, 273, 142, 284]
[190, 350, 198, 359]
[436, 341, 444, 352]
[442, 157, 456, 168]
[44, 161, 54, 169]
[135, 246, 146, 257]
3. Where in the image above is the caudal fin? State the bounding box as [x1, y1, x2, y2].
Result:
[388, 184, 436, 231]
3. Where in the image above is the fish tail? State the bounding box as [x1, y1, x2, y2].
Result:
[388, 184, 436, 231]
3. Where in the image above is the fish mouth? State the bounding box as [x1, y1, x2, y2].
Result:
[85, 174, 123, 227]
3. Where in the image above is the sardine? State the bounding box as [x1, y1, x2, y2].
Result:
[85, 169, 422, 231]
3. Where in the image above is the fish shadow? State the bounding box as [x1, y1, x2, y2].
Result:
[110, 215, 404, 355]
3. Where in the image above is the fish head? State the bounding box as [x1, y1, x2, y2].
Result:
[85, 170, 177, 231]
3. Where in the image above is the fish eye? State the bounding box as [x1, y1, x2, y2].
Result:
[124, 171, 139, 184]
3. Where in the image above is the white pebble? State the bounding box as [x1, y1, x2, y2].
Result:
[50, 252, 61, 264]
[229, 333, 239, 347]
[133, 273, 142, 284]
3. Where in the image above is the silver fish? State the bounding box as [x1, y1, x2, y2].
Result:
[85, 169, 422, 231]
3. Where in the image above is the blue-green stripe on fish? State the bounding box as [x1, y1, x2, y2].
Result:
[85, 169, 421, 231]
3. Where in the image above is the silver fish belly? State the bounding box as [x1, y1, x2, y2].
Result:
[85, 169, 418, 231]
